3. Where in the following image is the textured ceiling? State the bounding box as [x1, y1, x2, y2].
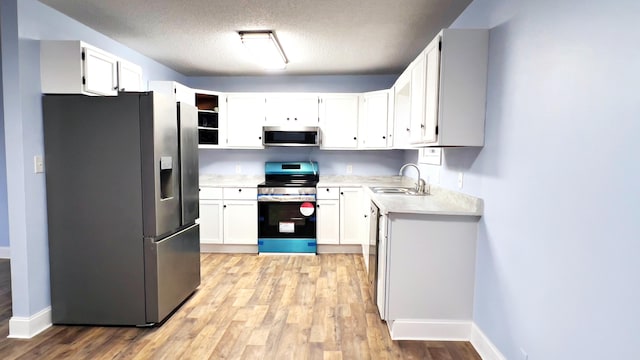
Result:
[39, 0, 472, 76]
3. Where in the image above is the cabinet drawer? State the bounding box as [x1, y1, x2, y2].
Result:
[199, 187, 222, 200]
[317, 187, 340, 200]
[223, 187, 257, 200]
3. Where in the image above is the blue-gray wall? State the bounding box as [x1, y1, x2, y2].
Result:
[412, 0, 640, 359]
[0, 1, 9, 249]
[200, 148, 405, 176]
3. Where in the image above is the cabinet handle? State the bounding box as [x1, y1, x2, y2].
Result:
[317, 204, 320, 208]
[406, 128, 410, 132]
[286, 117, 290, 121]
[353, 137, 357, 140]
[238, 189, 242, 192]
[340, 192, 344, 195]
[294, 117, 298, 121]
[364, 214, 368, 218]
[382, 136, 386, 139]
[421, 124, 425, 129]
[258, 136, 262, 140]
[223, 204, 227, 208]
[326, 188, 330, 192]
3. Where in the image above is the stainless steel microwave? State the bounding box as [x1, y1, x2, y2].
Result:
[262, 126, 320, 147]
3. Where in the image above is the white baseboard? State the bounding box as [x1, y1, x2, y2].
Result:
[200, 244, 258, 253]
[8, 307, 52, 339]
[0, 246, 10, 259]
[470, 322, 506, 360]
[388, 319, 472, 341]
[317, 244, 362, 254]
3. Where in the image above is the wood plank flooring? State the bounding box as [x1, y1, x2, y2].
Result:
[0, 255, 481, 359]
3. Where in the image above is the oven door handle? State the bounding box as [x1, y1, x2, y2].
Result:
[258, 195, 316, 202]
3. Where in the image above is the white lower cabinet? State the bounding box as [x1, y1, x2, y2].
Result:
[377, 212, 479, 339]
[316, 200, 340, 245]
[199, 199, 223, 244]
[223, 200, 258, 245]
[339, 187, 364, 245]
[198, 187, 257, 246]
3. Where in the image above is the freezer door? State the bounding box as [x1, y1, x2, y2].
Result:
[178, 102, 200, 225]
[144, 223, 201, 323]
[141, 92, 182, 238]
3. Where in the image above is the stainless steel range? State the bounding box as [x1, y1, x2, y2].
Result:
[258, 162, 319, 253]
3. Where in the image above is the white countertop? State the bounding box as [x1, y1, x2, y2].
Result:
[199, 174, 483, 217]
[366, 185, 483, 217]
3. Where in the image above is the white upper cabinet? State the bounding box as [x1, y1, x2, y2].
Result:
[359, 90, 391, 149]
[225, 94, 265, 148]
[410, 29, 489, 147]
[41, 41, 143, 96]
[82, 47, 118, 96]
[409, 50, 428, 144]
[148, 81, 196, 106]
[392, 69, 413, 149]
[319, 94, 359, 149]
[117, 60, 144, 92]
[265, 94, 319, 126]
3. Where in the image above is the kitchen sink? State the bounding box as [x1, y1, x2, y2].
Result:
[370, 186, 428, 196]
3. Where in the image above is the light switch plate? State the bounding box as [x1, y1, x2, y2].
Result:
[457, 172, 464, 189]
[34, 156, 44, 173]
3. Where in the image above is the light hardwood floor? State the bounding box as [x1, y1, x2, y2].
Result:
[0, 255, 481, 359]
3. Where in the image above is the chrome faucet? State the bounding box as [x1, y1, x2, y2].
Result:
[399, 163, 427, 194]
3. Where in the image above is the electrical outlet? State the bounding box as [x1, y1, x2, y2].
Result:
[520, 348, 529, 360]
[457, 172, 464, 189]
[235, 165, 242, 174]
[346, 164, 353, 174]
[34, 156, 44, 173]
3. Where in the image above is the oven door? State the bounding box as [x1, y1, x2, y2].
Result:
[258, 200, 317, 253]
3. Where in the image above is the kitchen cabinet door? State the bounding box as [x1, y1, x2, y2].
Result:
[265, 94, 319, 126]
[339, 187, 363, 245]
[83, 47, 119, 96]
[225, 94, 265, 148]
[359, 90, 390, 149]
[223, 200, 258, 245]
[117, 59, 144, 92]
[319, 95, 359, 149]
[392, 71, 414, 149]
[409, 51, 427, 144]
[148, 81, 195, 106]
[316, 200, 340, 245]
[198, 200, 223, 244]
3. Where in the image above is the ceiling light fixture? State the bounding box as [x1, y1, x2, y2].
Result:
[238, 30, 288, 70]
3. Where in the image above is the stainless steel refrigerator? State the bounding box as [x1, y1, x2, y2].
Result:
[43, 92, 201, 326]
